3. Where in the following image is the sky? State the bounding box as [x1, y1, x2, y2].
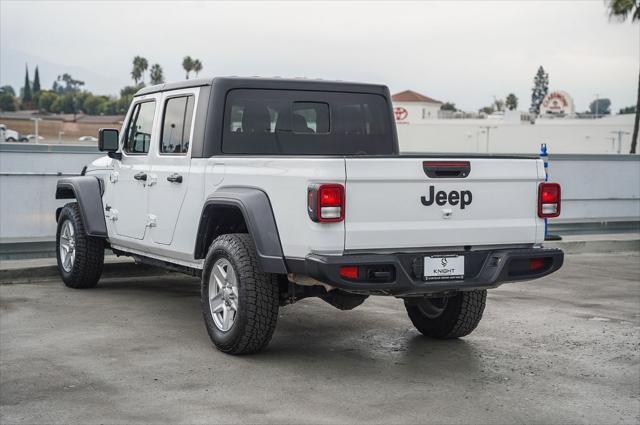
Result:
[1, 0, 638, 112]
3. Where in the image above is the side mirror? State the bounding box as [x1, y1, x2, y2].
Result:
[98, 128, 121, 160]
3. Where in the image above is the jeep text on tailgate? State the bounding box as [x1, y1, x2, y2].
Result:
[54, 77, 564, 354]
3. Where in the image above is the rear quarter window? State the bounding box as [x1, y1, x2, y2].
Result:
[222, 89, 393, 155]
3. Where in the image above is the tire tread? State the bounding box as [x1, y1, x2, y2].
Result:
[406, 290, 486, 339]
[202, 233, 279, 354]
[56, 202, 104, 288]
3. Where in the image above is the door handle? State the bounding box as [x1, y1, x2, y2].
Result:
[134, 172, 148, 181]
[167, 173, 183, 183]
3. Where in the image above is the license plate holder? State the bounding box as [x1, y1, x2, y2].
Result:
[424, 255, 465, 281]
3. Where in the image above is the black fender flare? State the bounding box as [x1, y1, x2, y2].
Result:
[55, 177, 108, 237]
[195, 187, 287, 274]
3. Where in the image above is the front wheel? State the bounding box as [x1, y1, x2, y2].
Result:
[201, 233, 279, 354]
[56, 203, 104, 288]
[405, 290, 487, 339]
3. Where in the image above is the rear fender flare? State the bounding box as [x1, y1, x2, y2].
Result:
[55, 177, 107, 237]
[195, 187, 287, 274]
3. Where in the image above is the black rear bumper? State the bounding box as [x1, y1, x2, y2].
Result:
[292, 247, 564, 296]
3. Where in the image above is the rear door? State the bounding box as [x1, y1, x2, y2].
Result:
[344, 157, 544, 251]
[147, 89, 197, 245]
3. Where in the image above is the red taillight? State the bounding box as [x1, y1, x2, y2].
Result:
[538, 183, 561, 218]
[308, 184, 345, 222]
[320, 186, 342, 206]
[339, 266, 359, 280]
[529, 258, 545, 271]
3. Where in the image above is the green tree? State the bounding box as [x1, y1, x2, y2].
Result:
[38, 91, 58, 112]
[506, 93, 518, 111]
[0, 93, 16, 111]
[58, 94, 77, 114]
[82, 95, 108, 115]
[479, 105, 495, 115]
[608, 0, 639, 153]
[589, 98, 611, 116]
[22, 64, 32, 107]
[139, 57, 148, 83]
[193, 59, 203, 77]
[33, 66, 41, 93]
[182, 56, 194, 79]
[149, 64, 164, 85]
[440, 102, 457, 111]
[608, 0, 640, 21]
[131, 56, 145, 85]
[0, 85, 16, 96]
[493, 98, 505, 112]
[619, 105, 637, 114]
[53, 74, 84, 94]
[530, 66, 549, 115]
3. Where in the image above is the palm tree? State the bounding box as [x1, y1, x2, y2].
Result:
[139, 57, 149, 84]
[193, 59, 203, 78]
[608, 0, 639, 153]
[149, 64, 164, 85]
[131, 56, 148, 85]
[182, 56, 194, 80]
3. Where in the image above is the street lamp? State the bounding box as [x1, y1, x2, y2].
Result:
[611, 130, 631, 154]
[478, 125, 497, 153]
[30, 117, 42, 144]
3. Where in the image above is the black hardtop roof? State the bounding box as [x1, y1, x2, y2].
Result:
[134, 76, 389, 97]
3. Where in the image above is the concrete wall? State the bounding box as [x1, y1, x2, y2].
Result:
[0, 144, 103, 242]
[397, 114, 636, 155]
[0, 144, 638, 248]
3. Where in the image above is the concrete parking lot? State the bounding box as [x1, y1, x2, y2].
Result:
[1, 252, 638, 424]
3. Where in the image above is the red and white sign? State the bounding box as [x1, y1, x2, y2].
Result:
[540, 91, 574, 116]
[394, 107, 408, 121]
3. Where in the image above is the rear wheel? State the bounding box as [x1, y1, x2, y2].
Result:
[201, 234, 279, 354]
[56, 203, 104, 288]
[405, 290, 487, 339]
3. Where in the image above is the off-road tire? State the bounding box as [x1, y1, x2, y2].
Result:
[405, 290, 487, 339]
[201, 233, 279, 354]
[56, 202, 104, 289]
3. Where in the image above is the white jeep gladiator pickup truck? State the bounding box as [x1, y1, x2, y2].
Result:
[54, 77, 563, 354]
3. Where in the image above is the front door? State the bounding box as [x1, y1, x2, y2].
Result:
[147, 90, 197, 245]
[111, 97, 159, 240]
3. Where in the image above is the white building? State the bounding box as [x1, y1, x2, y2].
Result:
[391, 90, 443, 124]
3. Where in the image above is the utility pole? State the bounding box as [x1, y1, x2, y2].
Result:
[611, 130, 631, 154]
[478, 125, 497, 153]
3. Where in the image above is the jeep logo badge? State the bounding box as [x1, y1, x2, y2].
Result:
[421, 185, 473, 209]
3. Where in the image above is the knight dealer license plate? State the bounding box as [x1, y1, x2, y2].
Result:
[424, 255, 465, 281]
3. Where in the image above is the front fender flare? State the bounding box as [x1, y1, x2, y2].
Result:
[56, 177, 107, 237]
[196, 187, 287, 274]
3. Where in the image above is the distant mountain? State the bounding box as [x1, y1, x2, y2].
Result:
[0, 48, 124, 96]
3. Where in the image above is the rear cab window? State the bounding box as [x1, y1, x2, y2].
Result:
[222, 89, 393, 155]
[160, 95, 195, 155]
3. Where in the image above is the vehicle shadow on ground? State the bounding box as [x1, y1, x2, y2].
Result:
[91, 276, 484, 376]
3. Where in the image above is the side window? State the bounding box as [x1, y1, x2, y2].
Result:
[160, 96, 195, 154]
[292, 102, 329, 134]
[124, 101, 156, 154]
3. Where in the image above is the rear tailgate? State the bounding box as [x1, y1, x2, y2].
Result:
[344, 157, 545, 251]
